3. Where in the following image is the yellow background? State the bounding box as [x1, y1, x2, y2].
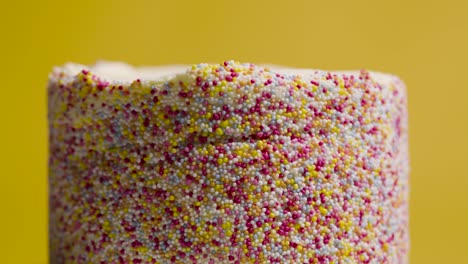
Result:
[1, 0, 467, 263]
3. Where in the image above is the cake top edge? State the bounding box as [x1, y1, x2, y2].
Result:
[50, 60, 401, 85]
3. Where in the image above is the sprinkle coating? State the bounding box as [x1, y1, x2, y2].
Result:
[48, 61, 409, 263]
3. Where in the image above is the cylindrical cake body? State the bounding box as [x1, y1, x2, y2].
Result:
[48, 62, 409, 263]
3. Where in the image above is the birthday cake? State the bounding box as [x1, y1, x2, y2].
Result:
[48, 61, 409, 263]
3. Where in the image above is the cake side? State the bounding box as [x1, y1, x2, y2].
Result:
[48, 61, 409, 263]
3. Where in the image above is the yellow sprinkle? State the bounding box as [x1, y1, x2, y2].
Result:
[215, 128, 224, 135]
[383, 242, 389, 252]
[220, 120, 229, 128]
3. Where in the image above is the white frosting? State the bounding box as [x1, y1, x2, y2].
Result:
[55, 61, 397, 85]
